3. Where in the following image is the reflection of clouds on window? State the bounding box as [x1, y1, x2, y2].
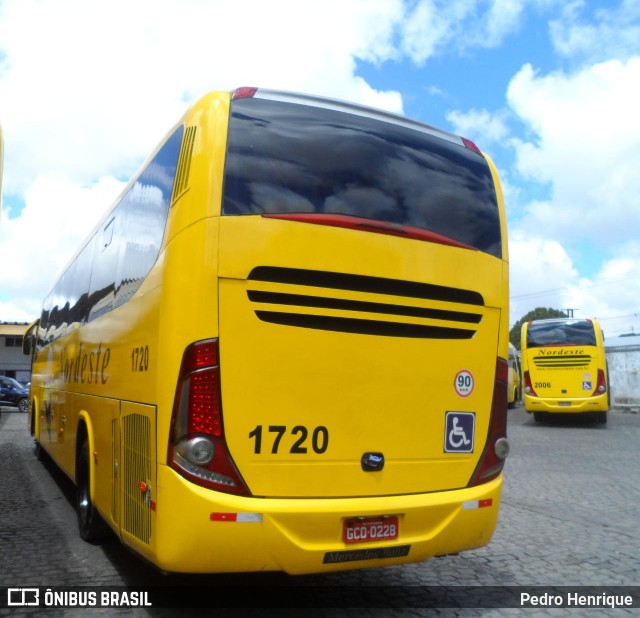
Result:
[38, 125, 184, 346]
[129, 181, 164, 206]
[123, 182, 166, 250]
[325, 186, 398, 222]
[114, 181, 168, 308]
[223, 99, 501, 257]
[527, 320, 597, 347]
[144, 161, 177, 196]
[249, 182, 314, 214]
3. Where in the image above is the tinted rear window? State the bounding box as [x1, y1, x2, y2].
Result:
[222, 98, 501, 257]
[527, 320, 597, 347]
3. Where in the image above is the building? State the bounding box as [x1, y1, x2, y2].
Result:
[0, 322, 31, 383]
[605, 334, 640, 411]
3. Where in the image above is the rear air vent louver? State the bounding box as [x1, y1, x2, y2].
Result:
[171, 125, 196, 204]
[533, 355, 592, 368]
[247, 267, 484, 339]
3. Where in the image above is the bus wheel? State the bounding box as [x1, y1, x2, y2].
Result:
[597, 412, 607, 425]
[34, 440, 45, 461]
[76, 439, 108, 543]
[533, 412, 545, 423]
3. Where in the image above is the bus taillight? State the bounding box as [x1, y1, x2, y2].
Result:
[461, 137, 483, 156]
[594, 369, 607, 395]
[523, 370, 537, 397]
[232, 86, 258, 100]
[468, 357, 510, 487]
[168, 339, 251, 496]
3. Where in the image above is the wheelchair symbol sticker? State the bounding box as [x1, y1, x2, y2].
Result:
[444, 412, 475, 453]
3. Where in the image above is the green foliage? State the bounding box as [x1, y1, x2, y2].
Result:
[509, 307, 568, 350]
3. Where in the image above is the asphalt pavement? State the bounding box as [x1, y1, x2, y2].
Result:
[1, 404, 639, 616]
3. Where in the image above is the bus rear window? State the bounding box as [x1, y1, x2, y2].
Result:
[222, 98, 501, 258]
[526, 320, 597, 347]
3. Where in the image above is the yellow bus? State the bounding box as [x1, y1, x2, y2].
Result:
[24, 87, 510, 574]
[507, 342, 521, 408]
[521, 318, 609, 424]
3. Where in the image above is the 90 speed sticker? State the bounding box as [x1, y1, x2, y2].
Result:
[454, 369, 474, 397]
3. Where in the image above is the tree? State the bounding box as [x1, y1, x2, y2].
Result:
[510, 307, 568, 350]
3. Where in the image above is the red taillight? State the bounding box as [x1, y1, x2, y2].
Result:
[232, 87, 258, 100]
[468, 357, 510, 487]
[523, 370, 537, 397]
[262, 213, 475, 250]
[462, 137, 483, 156]
[168, 339, 251, 496]
[187, 368, 222, 436]
[184, 340, 219, 368]
[593, 369, 607, 396]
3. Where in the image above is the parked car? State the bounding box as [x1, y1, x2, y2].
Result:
[0, 376, 30, 412]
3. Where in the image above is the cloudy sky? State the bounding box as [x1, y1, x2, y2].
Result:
[1, 0, 639, 338]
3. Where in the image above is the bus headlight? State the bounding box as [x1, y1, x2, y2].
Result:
[177, 436, 215, 466]
[494, 437, 510, 461]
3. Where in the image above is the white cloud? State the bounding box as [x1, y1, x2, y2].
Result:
[508, 232, 580, 323]
[446, 107, 510, 143]
[400, 0, 527, 63]
[509, 233, 640, 333]
[2, 0, 639, 332]
[506, 54, 640, 333]
[0, 175, 125, 299]
[0, 0, 407, 197]
[561, 248, 640, 337]
[479, 0, 528, 47]
[0, 0, 409, 321]
[400, 0, 460, 63]
[507, 58, 640, 246]
[550, 0, 640, 63]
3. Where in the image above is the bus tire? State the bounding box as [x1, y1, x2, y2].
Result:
[76, 438, 108, 543]
[34, 440, 45, 461]
[533, 412, 545, 423]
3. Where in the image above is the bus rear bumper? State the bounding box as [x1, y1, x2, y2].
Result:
[151, 466, 502, 574]
[523, 393, 608, 414]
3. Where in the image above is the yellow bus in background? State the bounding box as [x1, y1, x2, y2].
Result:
[24, 87, 510, 574]
[521, 318, 609, 424]
[507, 342, 521, 408]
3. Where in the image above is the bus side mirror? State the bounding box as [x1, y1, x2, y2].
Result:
[23, 320, 39, 356]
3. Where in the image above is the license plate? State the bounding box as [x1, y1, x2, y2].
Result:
[558, 401, 572, 407]
[343, 516, 399, 544]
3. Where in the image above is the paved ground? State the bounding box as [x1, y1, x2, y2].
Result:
[1, 404, 639, 616]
